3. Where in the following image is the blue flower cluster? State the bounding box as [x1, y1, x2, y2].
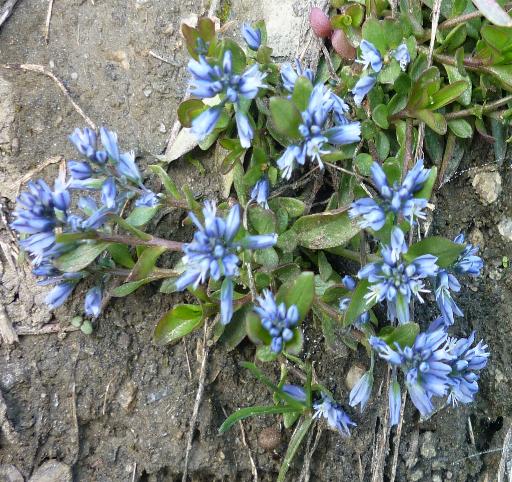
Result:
[349, 159, 430, 230]
[358, 226, 438, 324]
[276, 83, 361, 179]
[369, 320, 489, 423]
[352, 40, 410, 106]
[280, 60, 316, 93]
[188, 47, 267, 147]
[241, 23, 262, 51]
[434, 234, 484, 326]
[175, 201, 277, 325]
[11, 127, 154, 317]
[254, 290, 299, 353]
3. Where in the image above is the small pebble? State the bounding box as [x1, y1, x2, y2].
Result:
[345, 364, 366, 391]
[143, 87, 153, 97]
[49, 60, 55, 69]
[159, 122, 167, 133]
[70, 72, 78, 80]
[472, 170, 502, 205]
[258, 426, 281, 451]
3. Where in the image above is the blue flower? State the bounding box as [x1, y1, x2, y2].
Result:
[434, 270, 463, 326]
[446, 332, 489, 406]
[68, 161, 92, 180]
[393, 43, 411, 71]
[188, 50, 266, 145]
[389, 379, 401, 426]
[69, 128, 107, 164]
[101, 178, 117, 209]
[100, 127, 120, 162]
[358, 227, 438, 324]
[280, 60, 315, 92]
[254, 290, 299, 353]
[349, 371, 373, 412]
[352, 75, 376, 106]
[84, 286, 102, 318]
[241, 23, 262, 50]
[356, 40, 383, 72]
[282, 384, 307, 402]
[453, 233, 483, 276]
[45, 282, 75, 310]
[250, 176, 270, 209]
[349, 160, 431, 230]
[276, 84, 360, 179]
[135, 190, 161, 208]
[370, 323, 454, 417]
[176, 202, 277, 324]
[117, 151, 142, 183]
[313, 395, 356, 436]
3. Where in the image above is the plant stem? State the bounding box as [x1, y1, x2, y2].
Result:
[417, 45, 490, 70]
[445, 95, 512, 120]
[313, 297, 365, 343]
[97, 232, 184, 251]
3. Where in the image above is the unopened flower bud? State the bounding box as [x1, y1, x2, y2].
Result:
[310, 7, 332, 38]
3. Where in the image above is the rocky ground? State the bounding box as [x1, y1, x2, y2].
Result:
[0, 0, 511, 481]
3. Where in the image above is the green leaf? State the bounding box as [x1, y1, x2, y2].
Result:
[217, 39, 247, 73]
[177, 99, 206, 127]
[268, 197, 305, 217]
[248, 206, 277, 234]
[378, 322, 419, 348]
[125, 206, 159, 227]
[378, 60, 401, 85]
[372, 104, 389, 129]
[354, 153, 373, 176]
[54, 242, 109, 272]
[148, 164, 181, 199]
[414, 109, 447, 135]
[318, 251, 333, 282]
[269, 97, 302, 140]
[292, 76, 314, 111]
[159, 277, 179, 294]
[482, 64, 512, 91]
[276, 272, 315, 322]
[448, 119, 473, 138]
[428, 80, 469, 110]
[276, 230, 298, 253]
[283, 411, 301, 429]
[218, 303, 249, 350]
[444, 65, 472, 106]
[256, 345, 279, 362]
[253, 247, 279, 268]
[376, 131, 391, 160]
[292, 211, 359, 250]
[343, 279, 377, 327]
[153, 304, 203, 345]
[108, 243, 135, 268]
[471, 0, 512, 26]
[219, 405, 300, 434]
[404, 236, 465, 267]
[277, 416, 314, 482]
[130, 246, 166, 280]
[111, 278, 154, 297]
[440, 24, 467, 52]
[481, 25, 512, 51]
[246, 311, 271, 344]
[491, 118, 507, 165]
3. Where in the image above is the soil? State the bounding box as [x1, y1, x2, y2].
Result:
[0, 1, 511, 481]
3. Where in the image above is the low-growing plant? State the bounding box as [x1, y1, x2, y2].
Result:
[11, 0, 511, 476]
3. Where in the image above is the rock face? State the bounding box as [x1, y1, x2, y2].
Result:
[0, 465, 24, 482]
[498, 217, 512, 242]
[29, 460, 72, 482]
[0, 75, 15, 154]
[472, 170, 502, 205]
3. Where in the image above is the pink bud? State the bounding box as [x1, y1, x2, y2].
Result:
[309, 7, 332, 38]
[331, 29, 356, 60]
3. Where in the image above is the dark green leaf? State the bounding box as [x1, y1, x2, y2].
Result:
[276, 271, 315, 322]
[404, 236, 465, 267]
[130, 246, 166, 280]
[149, 164, 182, 199]
[428, 80, 469, 110]
[292, 76, 314, 111]
[343, 279, 377, 327]
[107, 243, 135, 268]
[378, 322, 419, 348]
[269, 97, 302, 140]
[219, 405, 300, 434]
[292, 211, 359, 249]
[372, 104, 389, 129]
[448, 119, 473, 138]
[177, 99, 206, 127]
[248, 206, 277, 234]
[414, 109, 447, 135]
[256, 345, 279, 362]
[153, 304, 203, 345]
[354, 153, 373, 176]
[111, 278, 154, 297]
[444, 65, 472, 106]
[268, 197, 305, 217]
[125, 206, 159, 227]
[54, 242, 109, 272]
[318, 251, 333, 282]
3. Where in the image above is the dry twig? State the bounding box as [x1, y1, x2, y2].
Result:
[0, 0, 19, 29]
[44, 0, 54, 44]
[182, 319, 213, 482]
[0, 64, 96, 129]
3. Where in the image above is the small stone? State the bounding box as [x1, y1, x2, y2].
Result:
[498, 217, 512, 242]
[345, 364, 366, 391]
[164, 24, 174, 35]
[472, 170, 502, 205]
[107, 50, 130, 70]
[258, 426, 281, 451]
[159, 122, 167, 133]
[432, 475, 442, 482]
[218, 450, 225, 460]
[469, 227, 485, 249]
[420, 431, 437, 459]
[495, 368, 506, 384]
[409, 469, 423, 481]
[116, 381, 138, 411]
[0, 465, 24, 482]
[29, 460, 72, 482]
[143, 87, 153, 97]
[445, 470, 453, 479]
[49, 60, 55, 69]
[70, 72, 78, 80]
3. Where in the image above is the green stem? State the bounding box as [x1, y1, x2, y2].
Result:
[313, 297, 365, 343]
[445, 95, 512, 120]
[97, 232, 184, 251]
